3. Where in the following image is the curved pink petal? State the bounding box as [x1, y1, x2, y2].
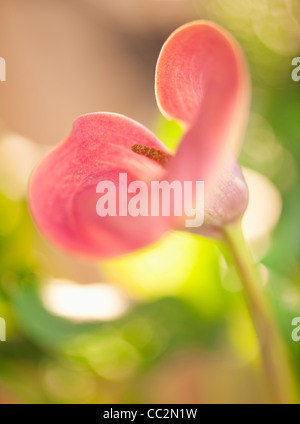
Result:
[29, 21, 251, 259]
[29, 113, 171, 259]
[155, 21, 250, 230]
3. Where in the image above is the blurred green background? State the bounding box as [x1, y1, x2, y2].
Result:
[0, 0, 300, 404]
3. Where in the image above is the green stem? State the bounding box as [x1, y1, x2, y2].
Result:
[222, 221, 297, 404]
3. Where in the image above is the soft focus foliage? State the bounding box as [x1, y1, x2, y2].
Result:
[0, 0, 300, 404]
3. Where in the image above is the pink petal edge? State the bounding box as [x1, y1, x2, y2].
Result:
[155, 20, 250, 229]
[29, 113, 171, 259]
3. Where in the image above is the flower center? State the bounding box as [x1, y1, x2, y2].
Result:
[131, 144, 172, 168]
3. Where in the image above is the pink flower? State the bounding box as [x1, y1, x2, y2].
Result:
[29, 21, 250, 259]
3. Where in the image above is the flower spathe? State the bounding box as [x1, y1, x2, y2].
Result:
[29, 21, 250, 259]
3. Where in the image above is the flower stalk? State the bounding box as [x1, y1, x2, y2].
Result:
[222, 221, 298, 404]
